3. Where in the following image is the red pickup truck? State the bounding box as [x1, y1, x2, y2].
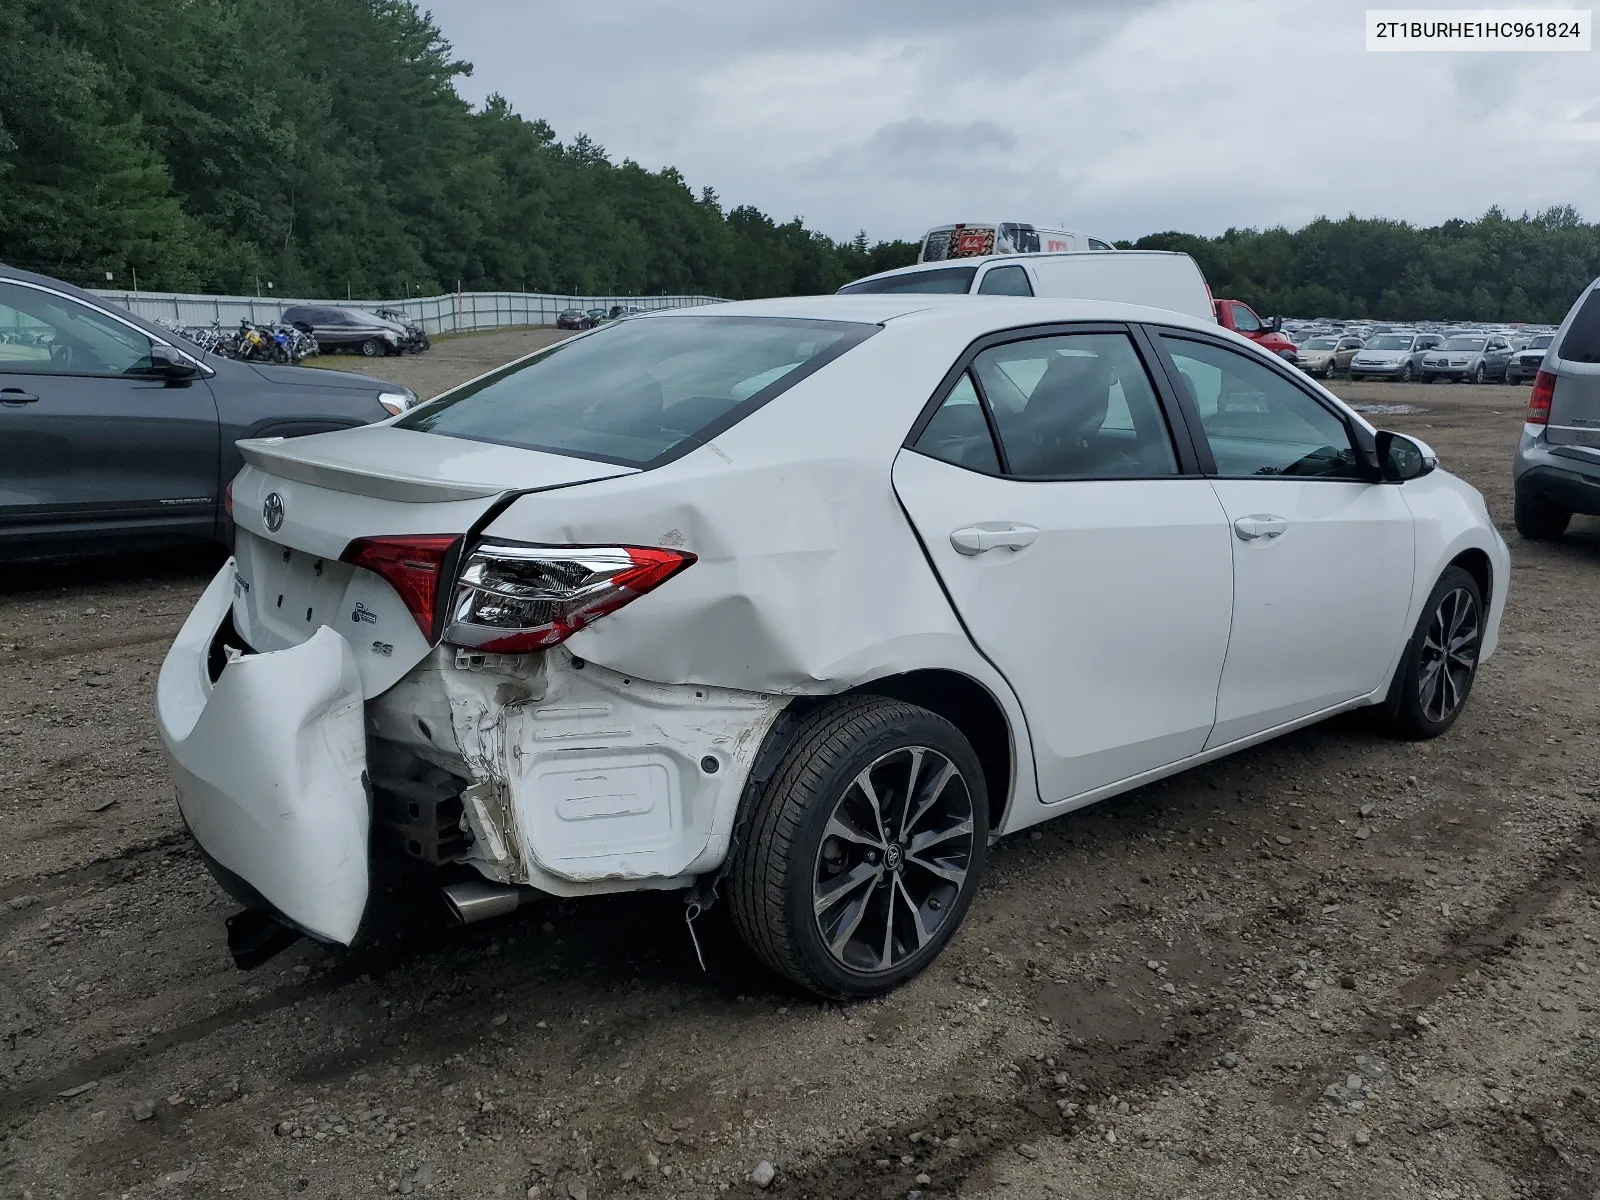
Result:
[1214, 298, 1298, 360]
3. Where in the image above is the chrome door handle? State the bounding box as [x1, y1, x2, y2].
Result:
[1233, 515, 1288, 541]
[950, 523, 1040, 555]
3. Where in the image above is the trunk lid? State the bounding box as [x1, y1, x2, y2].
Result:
[1546, 281, 1600, 449]
[229, 426, 636, 694]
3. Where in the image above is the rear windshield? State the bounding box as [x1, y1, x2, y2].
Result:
[1366, 335, 1412, 350]
[1443, 337, 1486, 351]
[1558, 289, 1600, 363]
[398, 315, 874, 467]
[837, 267, 978, 295]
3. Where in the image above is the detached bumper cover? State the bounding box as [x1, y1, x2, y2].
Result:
[157, 562, 371, 944]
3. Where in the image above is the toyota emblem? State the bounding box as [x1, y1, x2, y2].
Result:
[262, 492, 285, 532]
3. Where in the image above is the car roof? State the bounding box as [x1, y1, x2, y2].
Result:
[843, 249, 1189, 288]
[656, 294, 1225, 339]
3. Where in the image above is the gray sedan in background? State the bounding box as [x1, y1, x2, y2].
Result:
[0, 265, 415, 560]
[1420, 334, 1513, 384]
[1347, 332, 1446, 382]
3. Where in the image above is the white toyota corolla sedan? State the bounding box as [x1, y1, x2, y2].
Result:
[157, 295, 1509, 998]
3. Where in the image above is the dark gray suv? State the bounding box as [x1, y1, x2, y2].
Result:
[0, 266, 415, 559]
[1513, 279, 1600, 539]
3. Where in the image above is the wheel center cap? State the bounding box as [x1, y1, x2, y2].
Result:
[885, 843, 904, 871]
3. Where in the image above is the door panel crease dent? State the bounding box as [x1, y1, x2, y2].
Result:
[368, 645, 786, 895]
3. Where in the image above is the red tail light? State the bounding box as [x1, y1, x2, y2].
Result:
[446, 541, 696, 653]
[224, 480, 234, 518]
[340, 535, 462, 637]
[1527, 369, 1556, 425]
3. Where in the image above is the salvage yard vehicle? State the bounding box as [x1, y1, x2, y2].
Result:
[917, 222, 1114, 262]
[157, 295, 1508, 999]
[0, 265, 417, 560]
[1504, 333, 1554, 385]
[1347, 332, 1445, 382]
[1420, 333, 1512, 383]
[1293, 335, 1341, 378]
[281, 305, 415, 357]
[1211, 298, 1300, 361]
[839, 251, 1214, 321]
[1512, 277, 1600, 539]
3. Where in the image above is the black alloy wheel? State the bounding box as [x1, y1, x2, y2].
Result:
[1384, 566, 1483, 739]
[729, 696, 988, 999]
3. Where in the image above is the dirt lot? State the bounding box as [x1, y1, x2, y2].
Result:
[2, 334, 1597, 1200]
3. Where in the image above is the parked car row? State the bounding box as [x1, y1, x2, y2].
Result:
[1290, 326, 1551, 384]
[555, 305, 645, 330]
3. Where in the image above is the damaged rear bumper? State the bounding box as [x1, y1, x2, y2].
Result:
[157, 562, 371, 945]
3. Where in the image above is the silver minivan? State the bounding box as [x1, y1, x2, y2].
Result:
[1512, 278, 1600, 538]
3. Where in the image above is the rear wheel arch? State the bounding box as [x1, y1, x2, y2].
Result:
[836, 669, 1013, 837]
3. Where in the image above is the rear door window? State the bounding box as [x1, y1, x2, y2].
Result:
[400, 315, 875, 468]
[972, 333, 1179, 479]
[1558, 288, 1600, 363]
[976, 266, 1034, 296]
[911, 373, 1001, 473]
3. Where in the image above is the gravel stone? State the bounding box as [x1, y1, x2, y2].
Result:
[750, 1160, 776, 1188]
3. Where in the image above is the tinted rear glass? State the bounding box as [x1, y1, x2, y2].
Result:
[837, 267, 977, 295]
[1558, 289, 1600, 364]
[398, 315, 875, 467]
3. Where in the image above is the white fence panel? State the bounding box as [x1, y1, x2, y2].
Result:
[90, 289, 725, 335]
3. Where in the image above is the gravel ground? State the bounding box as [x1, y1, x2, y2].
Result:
[2, 342, 1596, 1200]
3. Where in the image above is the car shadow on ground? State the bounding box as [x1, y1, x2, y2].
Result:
[0, 543, 227, 597]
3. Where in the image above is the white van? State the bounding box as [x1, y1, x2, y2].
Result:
[837, 250, 1216, 325]
[918, 222, 1113, 262]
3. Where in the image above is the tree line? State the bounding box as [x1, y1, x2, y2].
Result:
[1130, 208, 1600, 324]
[0, 0, 915, 299]
[2, 0, 1598, 320]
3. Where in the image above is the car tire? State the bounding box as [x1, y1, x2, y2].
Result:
[1381, 566, 1484, 741]
[1421, 373, 1434, 384]
[1349, 373, 1363, 383]
[1399, 363, 1414, 383]
[1472, 362, 1486, 384]
[1514, 488, 1572, 541]
[360, 337, 384, 357]
[727, 695, 989, 1000]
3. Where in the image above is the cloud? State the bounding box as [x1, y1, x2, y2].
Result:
[426, 0, 1599, 242]
[812, 118, 1022, 185]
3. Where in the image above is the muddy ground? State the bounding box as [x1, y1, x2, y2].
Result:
[2, 333, 1596, 1200]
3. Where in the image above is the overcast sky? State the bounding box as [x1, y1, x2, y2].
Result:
[426, 0, 1599, 244]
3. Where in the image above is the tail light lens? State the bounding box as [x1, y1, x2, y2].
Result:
[446, 541, 696, 653]
[340, 535, 462, 637]
[1527, 369, 1556, 425]
[223, 479, 234, 518]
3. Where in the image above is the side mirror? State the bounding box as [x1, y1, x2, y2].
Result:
[149, 343, 200, 383]
[1270, 315, 1283, 333]
[1376, 430, 1437, 482]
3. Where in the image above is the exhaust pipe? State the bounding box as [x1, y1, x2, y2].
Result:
[441, 880, 528, 925]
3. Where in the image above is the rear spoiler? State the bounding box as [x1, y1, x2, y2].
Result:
[238, 437, 506, 504]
